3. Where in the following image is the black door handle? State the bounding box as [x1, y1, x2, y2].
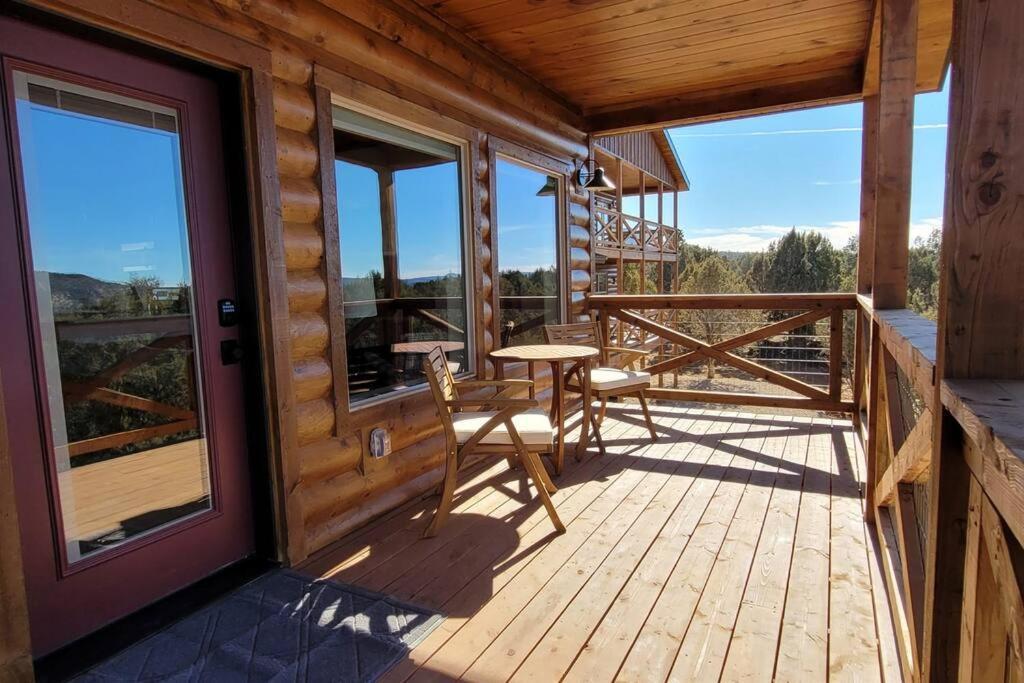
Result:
[220, 339, 244, 365]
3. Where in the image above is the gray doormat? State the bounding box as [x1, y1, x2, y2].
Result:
[74, 569, 444, 682]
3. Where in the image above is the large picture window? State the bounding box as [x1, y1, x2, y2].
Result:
[495, 157, 562, 346]
[333, 108, 469, 404]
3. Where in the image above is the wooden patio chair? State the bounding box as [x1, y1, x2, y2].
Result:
[422, 346, 565, 538]
[544, 322, 658, 453]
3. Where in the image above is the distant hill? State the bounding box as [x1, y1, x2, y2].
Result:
[46, 272, 128, 314]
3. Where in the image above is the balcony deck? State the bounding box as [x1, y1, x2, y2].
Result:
[300, 404, 900, 682]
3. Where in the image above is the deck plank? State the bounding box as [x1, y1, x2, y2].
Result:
[557, 412, 747, 683]
[388, 408, 681, 682]
[412, 409, 698, 681]
[719, 415, 810, 681]
[296, 406, 901, 683]
[506, 412, 731, 681]
[772, 416, 834, 682]
[828, 418, 884, 682]
[667, 415, 794, 681]
[616, 415, 766, 682]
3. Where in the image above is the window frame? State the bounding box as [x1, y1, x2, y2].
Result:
[487, 137, 572, 348]
[316, 77, 477, 413]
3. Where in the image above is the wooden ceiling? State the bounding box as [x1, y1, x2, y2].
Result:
[411, 0, 952, 133]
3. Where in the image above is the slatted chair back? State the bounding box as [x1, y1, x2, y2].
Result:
[423, 346, 458, 451]
[544, 322, 607, 365]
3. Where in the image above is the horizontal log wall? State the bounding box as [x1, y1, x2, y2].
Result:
[26, 0, 591, 563]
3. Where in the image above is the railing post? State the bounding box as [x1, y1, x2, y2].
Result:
[829, 308, 844, 402]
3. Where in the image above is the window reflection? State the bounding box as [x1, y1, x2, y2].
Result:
[495, 159, 561, 346]
[333, 109, 469, 403]
[12, 72, 211, 563]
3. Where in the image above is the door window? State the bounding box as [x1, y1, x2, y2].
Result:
[12, 71, 211, 564]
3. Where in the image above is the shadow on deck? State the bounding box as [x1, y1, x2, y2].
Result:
[299, 404, 901, 682]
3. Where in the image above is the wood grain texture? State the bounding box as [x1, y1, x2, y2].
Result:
[871, 0, 918, 309]
[409, 0, 953, 131]
[0, 375, 32, 680]
[295, 407, 897, 683]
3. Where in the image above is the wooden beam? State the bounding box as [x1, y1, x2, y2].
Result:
[857, 94, 878, 295]
[957, 475, 982, 681]
[875, 506, 920, 681]
[871, 0, 918, 308]
[938, 0, 1024, 380]
[644, 387, 852, 413]
[585, 71, 864, 135]
[589, 293, 858, 310]
[0, 374, 33, 679]
[875, 407, 934, 505]
[893, 483, 926, 673]
[979, 491, 1024, 677]
[642, 308, 830, 376]
[614, 309, 831, 400]
[922, 412, 971, 682]
[925, 0, 1024, 675]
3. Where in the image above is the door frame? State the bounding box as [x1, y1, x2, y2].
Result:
[0, 0, 294, 661]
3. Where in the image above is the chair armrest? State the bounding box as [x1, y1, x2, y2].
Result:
[453, 379, 534, 391]
[446, 397, 539, 409]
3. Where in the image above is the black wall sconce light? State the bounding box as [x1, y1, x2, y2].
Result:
[574, 157, 616, 193]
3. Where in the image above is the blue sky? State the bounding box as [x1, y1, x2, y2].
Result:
[494, 158, 557, 274]
[666, 76, 951, 251]
[17, 100, 192, 286]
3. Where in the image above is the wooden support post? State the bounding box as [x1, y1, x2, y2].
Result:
[639, 170, 646, 294]
[828, 308, 844, 401]
[857, 94, 879, 296]
[871, 0, 918, 308]
[923, 0, 1024, 679]
[615, 156, 624, 320]
[0, 375, 33, 680]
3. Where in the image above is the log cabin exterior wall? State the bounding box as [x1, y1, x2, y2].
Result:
[19, 0, 591, 564]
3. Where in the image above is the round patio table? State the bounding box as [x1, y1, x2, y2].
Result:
[488, 344, 599, 474]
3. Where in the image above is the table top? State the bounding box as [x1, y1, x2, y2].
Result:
[391, 341, 464, 354]
[489, 344, 599, 362]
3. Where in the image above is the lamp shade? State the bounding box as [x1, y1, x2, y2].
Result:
[586, 165, 616, 192]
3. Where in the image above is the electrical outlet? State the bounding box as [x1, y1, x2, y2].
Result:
[369, 427, 391, 459]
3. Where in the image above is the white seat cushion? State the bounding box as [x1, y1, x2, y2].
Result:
[452, 409, 555, 446]
[569, 366, 652, 391]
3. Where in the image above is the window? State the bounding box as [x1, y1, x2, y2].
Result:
[494, 158, 561, 346]
[333, 108, 469, 404]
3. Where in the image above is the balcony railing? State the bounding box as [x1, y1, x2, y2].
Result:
[593, 206, 679, 255]
[589, 293, 856, 414]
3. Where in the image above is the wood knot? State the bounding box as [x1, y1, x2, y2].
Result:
[981, 150, 998, 168]
[978, 181, 1003, 206]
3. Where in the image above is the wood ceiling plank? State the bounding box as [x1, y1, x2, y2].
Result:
[572, 52, 863, 107]
[544, 24, 868, 93]
[586, 68, 863, 133]
[492, 0, 868, 63]
[535, 9, 870, 78]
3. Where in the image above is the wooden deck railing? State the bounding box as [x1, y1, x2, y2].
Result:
[854, 296, 1024, 681]
[589, 293, 856, 414]
[592, 207, 679, 255]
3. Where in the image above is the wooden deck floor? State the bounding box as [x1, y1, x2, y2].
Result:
[300, 405, 901, 682]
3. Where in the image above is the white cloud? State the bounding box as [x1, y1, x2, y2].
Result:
[686, 218, 941, 252]
[812, 179, 861, 186]
[672, 123, 947, 139]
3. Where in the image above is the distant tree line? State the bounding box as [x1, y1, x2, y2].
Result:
[655, 226, 941, 320]
[618, 227, 941, 382]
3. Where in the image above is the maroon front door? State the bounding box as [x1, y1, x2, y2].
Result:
[0, 16, 255, 655]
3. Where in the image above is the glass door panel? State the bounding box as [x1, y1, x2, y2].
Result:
[12, 71, 211, 565]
